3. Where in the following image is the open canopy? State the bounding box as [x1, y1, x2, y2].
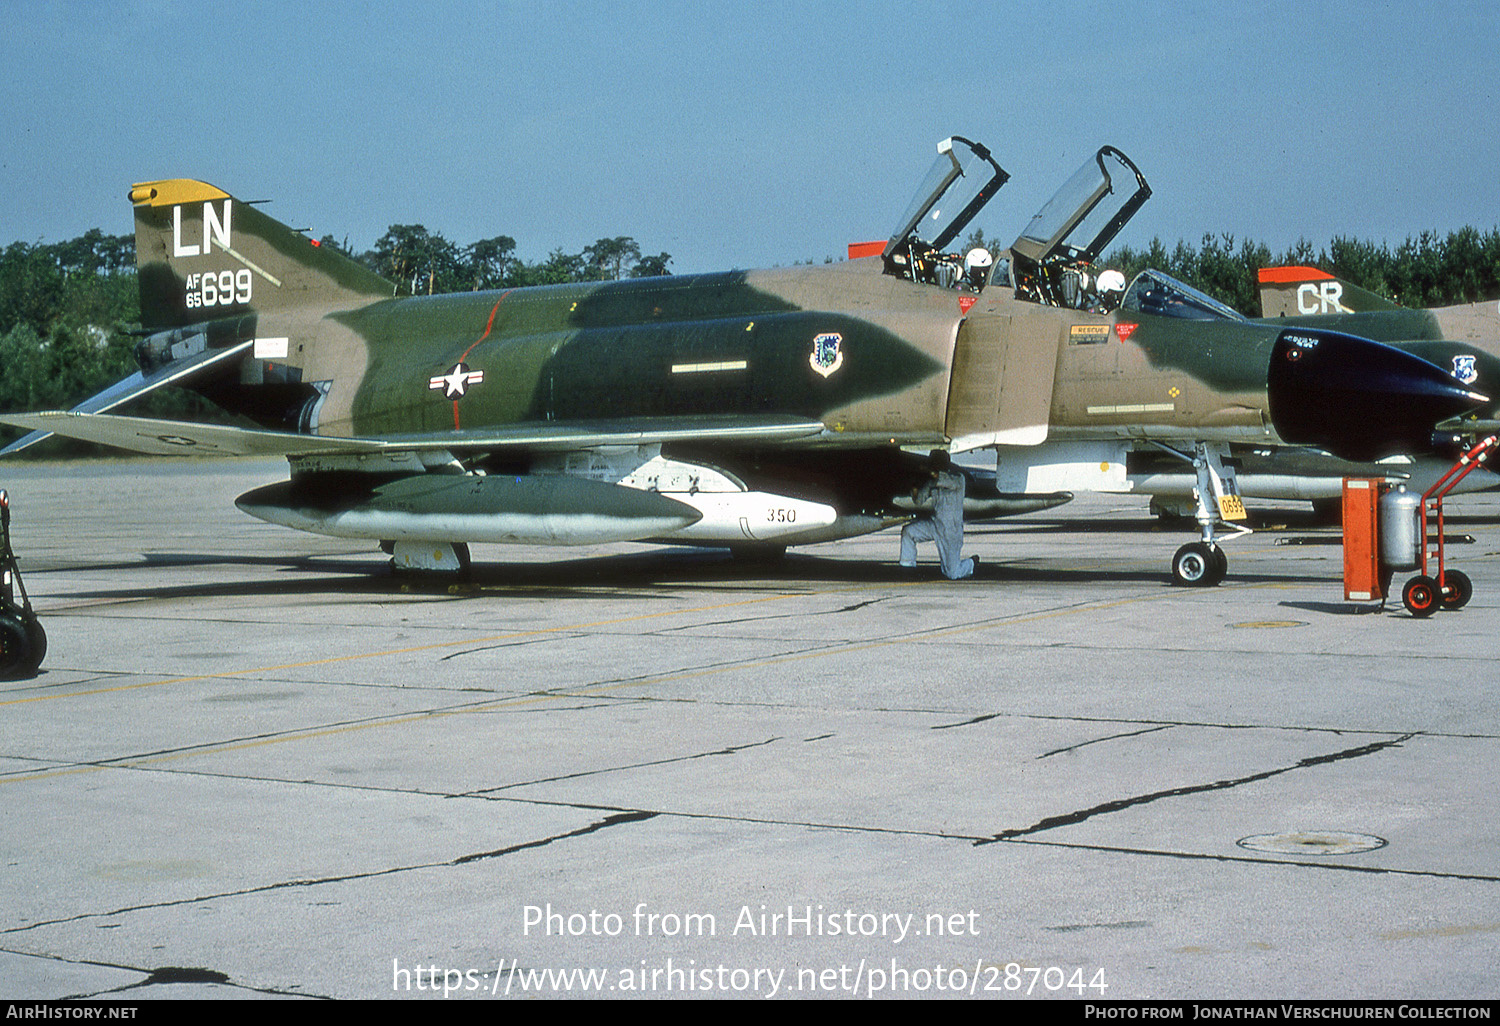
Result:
[1009, 146, 1151, 308]
[882, 136, 1008, 286]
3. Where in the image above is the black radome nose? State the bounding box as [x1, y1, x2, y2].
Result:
[1268, 328, 1489, 462]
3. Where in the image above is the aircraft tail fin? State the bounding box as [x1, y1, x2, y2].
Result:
[2, 181, 401, 454]
[129, 179, 395, 331]
[1258, 266, 1400, 318]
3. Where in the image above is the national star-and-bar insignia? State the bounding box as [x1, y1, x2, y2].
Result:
[809, 332, 843, 378]
[430, 362, 484, 399]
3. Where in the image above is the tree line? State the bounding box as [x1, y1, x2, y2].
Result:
[335, 225, 672, 295]
[3, 222, 1500, 454]
[1105, 227, 1500, 317]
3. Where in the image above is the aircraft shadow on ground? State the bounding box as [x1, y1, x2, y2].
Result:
[42, 537, 1329, 605]
[1279, 600, 1390, 616]
[967, 507, 1345, 537]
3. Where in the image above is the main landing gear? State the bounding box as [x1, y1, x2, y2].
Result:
[1160, 442, 1249, 588]
[382, 540, 473, 575]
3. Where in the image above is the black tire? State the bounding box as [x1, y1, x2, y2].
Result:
[1211, 544, 1229, 580]
[1402, 575, 1439, 618]
[0, 610, 37, 680]
[1439, 569, 1473, 610]
[24, 617, 45, 672]
[1172, 542, 1224, 587]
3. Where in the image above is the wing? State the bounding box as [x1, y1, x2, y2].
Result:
[0, 341, 254, 456]
[0, 410, 829, 458]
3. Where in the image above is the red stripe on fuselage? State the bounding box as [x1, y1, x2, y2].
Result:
[452, 292, 510, 430]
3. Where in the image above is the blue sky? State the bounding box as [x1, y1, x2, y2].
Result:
[2, 0, 1497, 274]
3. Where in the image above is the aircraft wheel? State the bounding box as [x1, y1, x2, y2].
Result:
[25, 618, 45, 670]
[1211, 544, 1229, 580]
[1172, 542, 1225, 587]
[1439, 569, 1473, 610]
[0, 609, 40, 680]
[1401, 575, 1439, 618]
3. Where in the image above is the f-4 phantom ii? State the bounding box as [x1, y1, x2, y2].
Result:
[0, 137, 1490, 585]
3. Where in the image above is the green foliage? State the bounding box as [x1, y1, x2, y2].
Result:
[583, 237, 641, 281]
[0, 243, 67, 337]
[1106, 227, 1500, 318]
[0, 232, 147, 454]
[357, 229, 671, 292]
[467, 235, 517, 291]
[369, 224, 465, 296]
[631, 252, 672, 278]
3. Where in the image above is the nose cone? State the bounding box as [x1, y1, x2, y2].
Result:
[1268, 328, 1489, 462]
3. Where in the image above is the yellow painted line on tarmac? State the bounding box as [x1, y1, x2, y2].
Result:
[0, 591, 800, 709]
[554, 593, 1157, 698]
[2, 582, 1177, 782]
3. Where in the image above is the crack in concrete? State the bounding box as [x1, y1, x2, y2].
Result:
[650, 596, 890, 634]
[440, 633, 585, 661]
[90, 962, 325, 999]
[0, 945, 328, 1001]
[3, 809, 658, 936]
[978, 733, 1416, 845]
[463, 737, 782, 794]
[453, 810, 657, 864]
[931, 713, 1000, 731]
[1037, 724, 1174, 758]
[1005, 835, 1500, 884]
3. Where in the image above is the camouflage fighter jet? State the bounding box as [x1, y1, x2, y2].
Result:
[0, 138, 1486, 585]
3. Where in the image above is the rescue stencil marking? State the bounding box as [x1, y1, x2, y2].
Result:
[254, 337, 289, 360]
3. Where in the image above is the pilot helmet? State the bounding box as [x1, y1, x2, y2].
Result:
[963, 248, 994, 289]
[1097, 269, 1127, 294]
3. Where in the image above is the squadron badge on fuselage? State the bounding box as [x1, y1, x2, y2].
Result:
[809, 333, 844, 378]
[1453, 354, 1479, 385]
